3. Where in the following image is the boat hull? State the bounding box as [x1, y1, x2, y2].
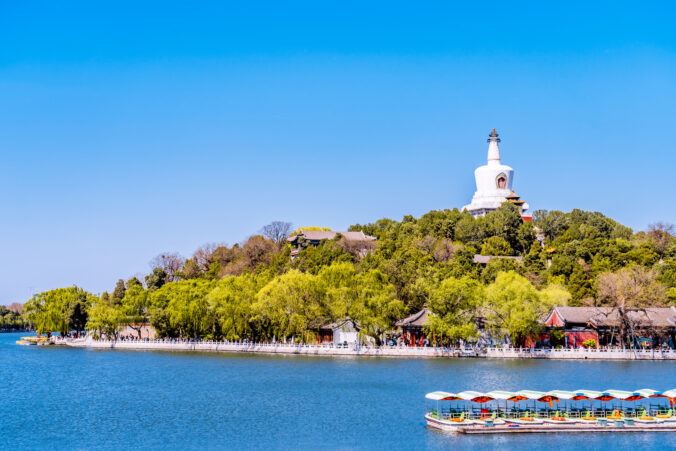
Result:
[543, 418, 577, 424]
[578, 419, 599, 424]
[633, 418, 664, 424]
[425, 414, 474, 431]
[472, 418, 506, 425]
[504, 418, 544, 425]
[655, 416, 676, 423]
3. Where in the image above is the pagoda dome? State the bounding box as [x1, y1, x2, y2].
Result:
[462, 129, 529, 216]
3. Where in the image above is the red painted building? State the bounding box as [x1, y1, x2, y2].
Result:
[543, 306, 676, 349]
[395, 307, 432, 346]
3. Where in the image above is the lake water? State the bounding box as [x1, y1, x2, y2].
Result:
[2, 332, 675, 450]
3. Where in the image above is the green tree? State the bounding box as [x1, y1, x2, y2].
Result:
[0, 305, 25, 330]
[87, 299, 124, 339]
[159, 280, 216, 338]
[348, 269, 404, 345]
[480, 258, 521, 284]
[254, 270, 326, 342]
[145, 267, 168, 291]
[207, 273, 268, 340]
[567, 264, 594, 305]
[540, 283, 571, 307]
[23, 287, 94, 335]
[111, 279, 126, 304]
[533, 210, 568, 243]
[120, 284, 150, 338]
[483, 203, 527, 253]
[481, 236, 512, 256]
[424, 276, 483, 343]
[483, 272, 556, 346]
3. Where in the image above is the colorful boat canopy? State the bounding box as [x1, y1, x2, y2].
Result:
[516, 390, 558, 402]
[635, 389, 664, 398]
[604, 390, 642, 401]
[428, 389, 676, 402]
[546, 390, 581, 400]
[485, 390, 525, 401]
[457, 391, 494, 403]
[425, 391, 461, 401]
[574, 390, 614, 401]
[663, 389, 676, 398]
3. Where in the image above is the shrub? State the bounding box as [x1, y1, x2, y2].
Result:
[582, 339, 597, 349]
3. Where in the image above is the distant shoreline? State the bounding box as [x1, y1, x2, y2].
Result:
[56, 338, 676, 361]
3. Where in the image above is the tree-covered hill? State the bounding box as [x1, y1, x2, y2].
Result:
[22, 204, 675, 345]
[0, 304, 26, 331]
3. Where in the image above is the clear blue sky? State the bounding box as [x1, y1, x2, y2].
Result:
[1, 1, 675, 304]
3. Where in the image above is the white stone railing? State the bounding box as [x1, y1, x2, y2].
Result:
[56, 337, 676, 360]
[61, 338, 465, 357]
[483, 346, 676, 360]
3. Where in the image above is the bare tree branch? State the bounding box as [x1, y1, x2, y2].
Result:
[647, 222, 674, 261]
[150, 253, 184, 282]
[261, 221, 293, 243]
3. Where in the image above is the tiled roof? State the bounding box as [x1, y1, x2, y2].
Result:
[320, 318, 360, 331]
[549, 306, 676, 329]
[473, 255, 523, 264]
[288, 231, 376, 243]
[395, 308, 432, 327]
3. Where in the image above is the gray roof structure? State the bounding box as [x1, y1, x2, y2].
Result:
[320, 318, 360, 331]
[395, 307, 432, 328]
[547, 306, 676, 329]
[288, 230, 376, 243]
[473, 255, 523, 264]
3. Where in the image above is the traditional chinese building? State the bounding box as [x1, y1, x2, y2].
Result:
[287, 230, 377, 259]
[543, 306, 676, 349]
[317, 318, 361, 345]
[395, 307, 432, 347]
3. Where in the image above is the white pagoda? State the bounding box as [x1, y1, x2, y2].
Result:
[462, 129, 530, 218]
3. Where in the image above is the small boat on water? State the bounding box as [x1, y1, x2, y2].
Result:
[424, 392, 475, 431]
[542, 415, 576, 424]
[425, 387, 676, 433]
[16, 336, 50, 346]
[504, 416, 544, 425]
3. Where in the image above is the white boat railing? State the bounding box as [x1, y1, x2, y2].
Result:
[427, 407, 675, 420]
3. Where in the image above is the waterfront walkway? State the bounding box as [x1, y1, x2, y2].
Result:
[59, 338, 676, 360]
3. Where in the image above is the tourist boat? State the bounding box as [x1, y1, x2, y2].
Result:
[633, 389, 676, 423]
[472, 417, 505, 426]
[502, 390, 556, 424]
[485, 390, 529, 422]
[570, 390, 613, 421]
[656, 390, 676, 422]
[504, 415, 544, 425]
[425, 388, 676, 432]
[544, 390, 590, 423]
[633, 412, 664, 424]
[471, 412, 506, 426]
[424, 391, 474, 430]
[604, 389, 669, 423]
[541, 396, 578, 425]
[632, 403, 664, 424]
[16, 336, 49, 346]
[456, 391, 506, 425]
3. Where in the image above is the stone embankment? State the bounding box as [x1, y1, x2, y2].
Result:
[60, 338, 676, 360]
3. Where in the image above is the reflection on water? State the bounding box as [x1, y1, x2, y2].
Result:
[1, 333, 675, 450]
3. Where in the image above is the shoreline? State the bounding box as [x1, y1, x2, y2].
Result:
[57, 338, 676, 360]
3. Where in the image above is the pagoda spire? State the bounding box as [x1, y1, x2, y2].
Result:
[487, 128, 501, 163]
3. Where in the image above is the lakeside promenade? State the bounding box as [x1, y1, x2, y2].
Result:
[60, 337, 676, 360]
